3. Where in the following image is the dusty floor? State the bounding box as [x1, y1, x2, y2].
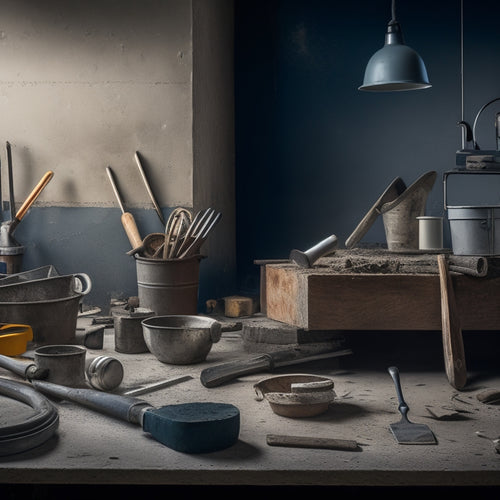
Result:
[1, 315, 500, 497]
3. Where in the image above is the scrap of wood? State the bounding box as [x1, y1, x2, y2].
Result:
[266, 434, 360, 451]
[223, 295, 259, 317]
[476, 388, 500, 404]
[425, 405, 470, 420]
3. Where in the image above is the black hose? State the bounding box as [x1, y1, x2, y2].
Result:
[0, 377, 59, 456]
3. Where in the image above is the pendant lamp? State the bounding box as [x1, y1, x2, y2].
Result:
[359, 0, 431, 91]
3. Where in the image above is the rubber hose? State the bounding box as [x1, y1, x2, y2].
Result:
[0, 377, 59, 456]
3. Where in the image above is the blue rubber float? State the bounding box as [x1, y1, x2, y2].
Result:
[142, 402, 240, 454]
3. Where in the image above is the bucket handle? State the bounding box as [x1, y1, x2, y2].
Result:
[72, 273, 92, 295]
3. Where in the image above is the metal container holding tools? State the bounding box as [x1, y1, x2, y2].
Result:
[135, 255, 202, 315]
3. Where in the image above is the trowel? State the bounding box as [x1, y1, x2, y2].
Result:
[388, 366, 437, 445]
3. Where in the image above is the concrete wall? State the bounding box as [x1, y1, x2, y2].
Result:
[0, 0, 236, 311]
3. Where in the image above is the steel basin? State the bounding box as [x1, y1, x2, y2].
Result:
[141, 315, 222, 365]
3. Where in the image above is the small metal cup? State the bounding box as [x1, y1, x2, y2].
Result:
[417, 216, 443, 250]
[34, 345, 87, 387]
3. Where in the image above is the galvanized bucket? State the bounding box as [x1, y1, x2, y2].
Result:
[135, 255, 202, 315]
[0, 274, 92, 347]
[444, 169, 500, 256]
[447, 207, 500, 256]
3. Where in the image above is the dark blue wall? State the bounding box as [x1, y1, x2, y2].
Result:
[234, 0, 500, 294]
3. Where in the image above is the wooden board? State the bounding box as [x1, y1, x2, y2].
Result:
[265, 263, 500, 331]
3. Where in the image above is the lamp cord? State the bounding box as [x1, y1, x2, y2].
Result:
[461, 0, 465, 148]
[389, 0, 397, 25]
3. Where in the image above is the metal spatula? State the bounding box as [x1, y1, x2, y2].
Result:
[388, 366, 437, 445]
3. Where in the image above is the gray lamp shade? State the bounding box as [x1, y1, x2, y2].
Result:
[359, 21, 431, 91]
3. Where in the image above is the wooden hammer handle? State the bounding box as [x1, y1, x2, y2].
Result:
[15, 171, 54, 221]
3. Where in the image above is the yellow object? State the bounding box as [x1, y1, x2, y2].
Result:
[0, 323, 33, 356]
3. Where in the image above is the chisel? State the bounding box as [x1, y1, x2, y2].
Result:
[106, 166, 143, 250]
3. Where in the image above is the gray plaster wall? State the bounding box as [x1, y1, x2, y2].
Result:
[0, 0, 236, 310]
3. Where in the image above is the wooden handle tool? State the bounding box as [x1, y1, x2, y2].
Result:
[8, 171, 54, 234]
[106, 166, 143, 250]
[438, 254, 467, 390]
[345, 176, 406, 249]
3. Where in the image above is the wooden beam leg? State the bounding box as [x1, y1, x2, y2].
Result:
[438, 254, 467, 390]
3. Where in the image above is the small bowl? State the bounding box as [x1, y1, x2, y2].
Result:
[0, 323, 33, 356]
[142, 315, 222, 365]
[253, 373, 336, 418]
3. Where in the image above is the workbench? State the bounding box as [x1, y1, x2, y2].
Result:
[262, 249, 500, 331]
[1, 317, 500, 492]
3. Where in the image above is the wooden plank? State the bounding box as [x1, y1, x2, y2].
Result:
[265, 264, 500, 331]
[265, 265, 301, 327]
[306, 274, 441, 330]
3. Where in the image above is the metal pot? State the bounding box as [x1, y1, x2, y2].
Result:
[0, 274, 92, 346]
[141, 315, 223, 365]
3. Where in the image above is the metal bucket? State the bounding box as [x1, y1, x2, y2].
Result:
[135, 255, 202, 315]
[447, 207, 500, 256]
[0, 274, 92, 346]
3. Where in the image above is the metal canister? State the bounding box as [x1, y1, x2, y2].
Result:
[85, 355, 124, 391]
[112, 306, 154, 354]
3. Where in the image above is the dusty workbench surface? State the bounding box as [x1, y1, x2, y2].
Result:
[0, 319, 499, 489]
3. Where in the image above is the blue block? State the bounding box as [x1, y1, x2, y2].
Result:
[142, 402, 240, 454]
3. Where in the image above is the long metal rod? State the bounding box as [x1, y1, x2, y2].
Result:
[134, 151, 165, 226]
[6, 142, 15, 221]
[460, 0, 465, 149]
[106, 166, 126, 214]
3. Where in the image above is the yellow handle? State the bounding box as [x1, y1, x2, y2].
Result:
[121, 212, 143, 249]
[15, 171, 54, 221]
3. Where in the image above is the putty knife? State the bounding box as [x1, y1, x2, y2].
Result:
[388, 366, 437, 445]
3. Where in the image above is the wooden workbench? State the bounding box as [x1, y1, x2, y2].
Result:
[263, 249, 500, 332]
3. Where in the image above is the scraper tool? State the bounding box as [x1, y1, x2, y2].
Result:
[388, 366, 437, 445]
